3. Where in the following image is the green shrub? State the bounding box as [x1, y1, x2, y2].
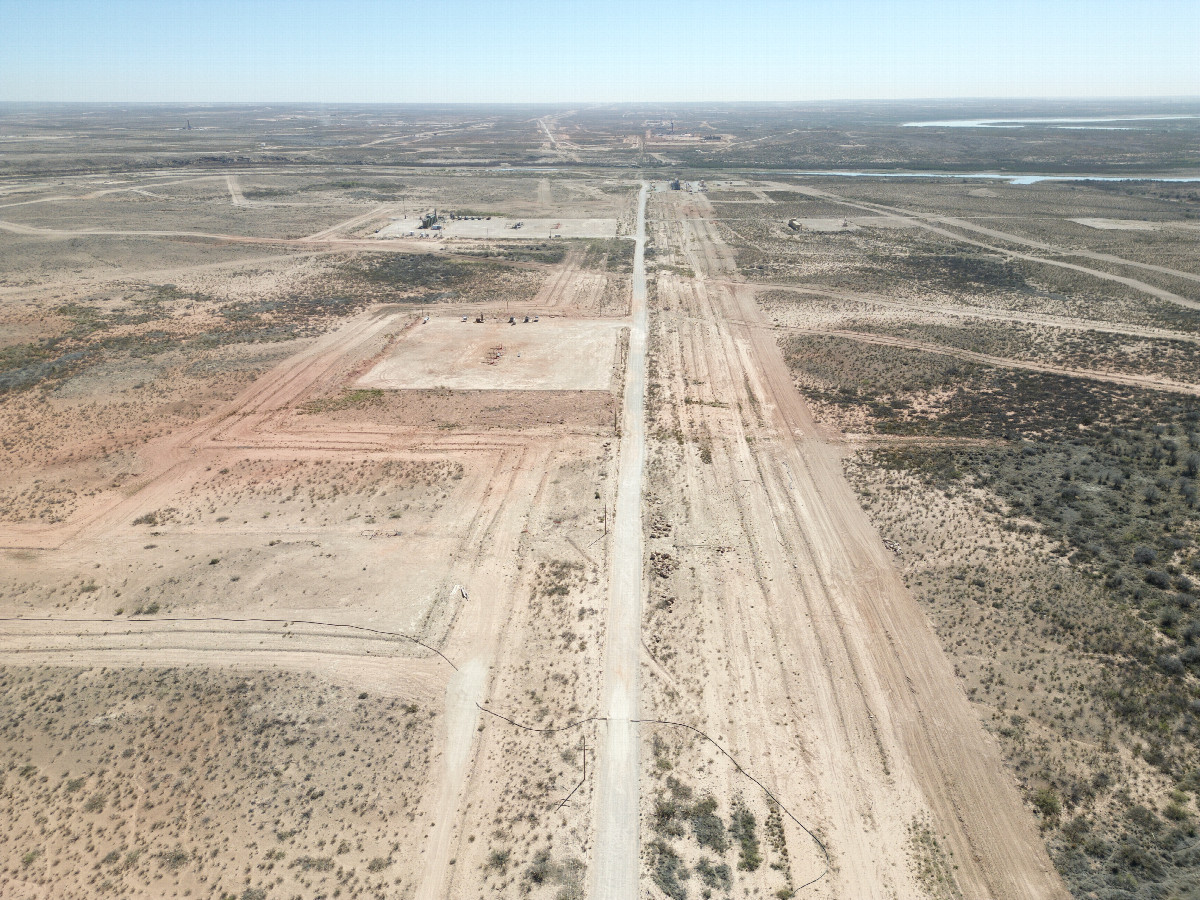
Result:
[292, 856, 334, 872]
[689, 796, 729, 853]
[731, 801, 762, 870]
[653, 798, 685, 836]
[1032, 787, 1060, 819]
[1164, 801, 1190, 821]
[696, 856, 732, 891]
[526, 849, 554, 884]
[647, 841, 688, 900]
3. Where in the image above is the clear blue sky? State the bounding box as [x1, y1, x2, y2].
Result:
[1, 0, 1197, 103]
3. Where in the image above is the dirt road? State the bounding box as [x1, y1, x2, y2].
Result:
[791, 184, 1200, 310]
[778, 324, 1200, 395]
[303, 204, 395, 241]
[538, 118, 560, 150]
[648, 193, 1068, 898]
[1, 225, 609, 892]
[0, 167, 1077, 897]
[537, 114, 582, 162]
[407, 418, 563, 900]
[0, 617, 448, 698]
[740, 279, 1200, 345]
[225, 174, 247, 206]
[592, 182, 647, 900]
[932, 214, 1200, 284]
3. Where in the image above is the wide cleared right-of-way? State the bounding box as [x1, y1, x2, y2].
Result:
[634, 188, 1071, 899]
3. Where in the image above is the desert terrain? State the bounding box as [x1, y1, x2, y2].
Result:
[2, 102, 1200, 900]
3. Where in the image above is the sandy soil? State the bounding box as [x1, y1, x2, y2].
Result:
[773, 325, 1200, 395]
[786, 183, 1200, 305]
[378, 217, 619, 239]
[0, 174, 628, 899]
[635, 189, 1067, 898]
[1072, 217, 1159, 230]
[357, 316, 625, 391]
[1, 160, 1104, 900]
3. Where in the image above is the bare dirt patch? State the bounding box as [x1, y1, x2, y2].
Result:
[786, 216, 860, 232]
[1073, 217, 1160, 230]
[377, 217, 619, 239]
[357, 316, 625, 392]
[302, 388, 616, 431]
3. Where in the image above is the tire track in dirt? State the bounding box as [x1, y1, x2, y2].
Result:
[413, 442, 552, 900]
[662, 272, 862, 891]
[0, 217, 562, 268]
[0, 310, 398, 549]
[0, 307, 498, 550]
[737, 280, 1200, 345]
[592, 183, 648, 900]
[931, 215, 1200, 285]
[658, 192, 1068, 898]
[790, 185, 1200, 310]
[529, 248, 583, 309]
[0, 619, 450, 698]
[0, 175, 225, 210]
[226, 174, 247, 206]
[303, 204, 396, 241]
[777, 324, 1200, 395]
[0, 645, 443, 699]
[674, 274, 838, 888]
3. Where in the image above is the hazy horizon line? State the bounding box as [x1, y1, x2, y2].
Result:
[3, 95, 1200, 108]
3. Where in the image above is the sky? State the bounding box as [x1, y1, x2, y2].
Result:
[1, 0, 1197, 103]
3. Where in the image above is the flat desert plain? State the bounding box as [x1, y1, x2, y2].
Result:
[3, 102, 1200, 900]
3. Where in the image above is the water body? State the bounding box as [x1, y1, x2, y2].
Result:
[782, 171, 1200, 186]
[903, 115, 1200, 128]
